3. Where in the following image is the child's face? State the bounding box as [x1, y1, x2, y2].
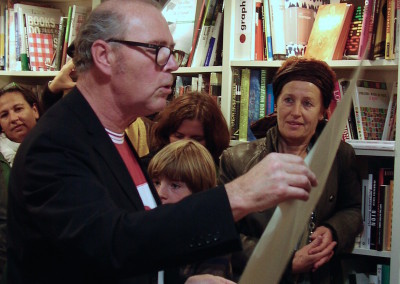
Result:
[153, 176, 192, 204]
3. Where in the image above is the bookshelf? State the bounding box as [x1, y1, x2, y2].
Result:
[220, 0, 400, 283]
[0, 0, 97, 84]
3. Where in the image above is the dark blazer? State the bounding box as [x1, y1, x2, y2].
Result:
[7, 88, 241, 284]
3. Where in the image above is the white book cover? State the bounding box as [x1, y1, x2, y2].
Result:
[162, 0, 197, 66]
[233, 0, 254, 60]
[269, 0, 286, 59]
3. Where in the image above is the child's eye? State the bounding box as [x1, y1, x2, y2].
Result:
[171, 183, 181, 190]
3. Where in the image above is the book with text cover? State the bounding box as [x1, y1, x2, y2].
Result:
[17, 3, 62, 70]
[305, 3, 354, 60]
[234, 0, 255, 60]
[163, 0, 197, 66]
[385, 0, 395, 59]
[284, 6, 315, 57]
[353, 80, 389, 140]
[231, 68, 241, 139]
[248, 69, 261, 126]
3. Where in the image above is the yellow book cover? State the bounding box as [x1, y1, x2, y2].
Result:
[305, 3, 354, 60]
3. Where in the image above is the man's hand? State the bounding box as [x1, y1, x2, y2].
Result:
[185, 274, 236, 284]
[49, 60, 76, 95]
[225, 153, 317, 221]
[292, 235, 336, 274]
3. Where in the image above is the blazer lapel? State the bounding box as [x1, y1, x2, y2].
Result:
[62, 88, 147, 210]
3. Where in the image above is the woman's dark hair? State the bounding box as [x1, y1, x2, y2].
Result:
[272, 57, 337, 109]
[151, 91, 230, 164]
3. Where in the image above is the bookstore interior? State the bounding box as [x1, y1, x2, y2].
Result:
[0, 0, 399, 282]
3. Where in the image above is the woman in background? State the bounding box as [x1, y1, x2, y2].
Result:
[219, 57, 363, 283]
[142, 91, 230, 169]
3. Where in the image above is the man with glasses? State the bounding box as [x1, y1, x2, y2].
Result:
[7, 1, 317, 283]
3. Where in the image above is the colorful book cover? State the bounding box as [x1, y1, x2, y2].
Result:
[353, 80, 389, 140]
[340, 0, 365, 59]
[27, 33, 53, 71]
[305, 3, 354, 60]
[266, 83, 274, 115]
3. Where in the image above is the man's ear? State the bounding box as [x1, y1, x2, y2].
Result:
[91, 40, 114, 76]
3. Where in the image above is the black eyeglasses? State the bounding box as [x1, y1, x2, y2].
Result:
[107, 39, 186, 67]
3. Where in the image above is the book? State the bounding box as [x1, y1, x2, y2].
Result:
[203, 11, 223, 66]
[384, 0, 395, 59]
[254, 0, 264, 60]
[187, 0, 206, 67]
[248, 69, 261, 126]
[239, 68, 250, 141]
[340, 0, 365, 59]
[191, 0, 218, 66]
[384, 180, 393, 251]
[269, 0, 286, 60]
[262, 0, 273, 61]
[16, 3, 62, 71]
[382, 81, 397, 140]
[376, 184, 386, 251]
[305, 3, 354, 60]
[369, 173, 377, 250]
[360, 178, 370, 249]
[358, 0, 373, 59]
[61, 6, 73, 68]
[259, 69, 267, 119]
[0, 2, 6, 70]
[54, 17, 67, 71]
[163, 0, 197, 66]
[371, 0, 387, 59]
[233, 0, 255, 60]
[66, 5, 88, 60]
[367, 0, 382, 59]
[266, 83, 274, 115]
[231, 68, 241, 139]
[352, 80, 390, 140]
[284, 6, 315, 57]
[209, 72, 222, 98]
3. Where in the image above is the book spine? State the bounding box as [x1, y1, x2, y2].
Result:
[255, 0, 264, 60]
[370, 175, 377, 250]
[204, 11, 222, 66]
[269, 0, 286, 60]
[263, 0, 273, 61]
[352, 83, 366, 140]
[61, 6, 73, 68]
[259, 69, 267, 119]
[358, 0, 372, 59]
[54, 17, 67, 71]
[187, 0, 206, 67]
[367, 0, 380, 59]
[239, 68, 250, 141]
[248, 69, 261, 125]
[360, 179, 369, 249]
[376, 184, 386, 251]
[266, 83, 274, 115]
[385, 0, 395, 59]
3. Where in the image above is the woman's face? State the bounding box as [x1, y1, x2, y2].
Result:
[169, 119, 206, 146]
[0, 91, 39, 143]
[277, 81, 324, 145]
[153, 176, 192, 204]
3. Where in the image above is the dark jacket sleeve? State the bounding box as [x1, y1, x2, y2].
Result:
[40, 84, 63, 113]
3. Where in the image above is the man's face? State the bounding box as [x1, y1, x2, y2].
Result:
[111, 5, 179, 117]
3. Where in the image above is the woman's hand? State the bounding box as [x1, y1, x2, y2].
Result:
[49, 60, 76, 95]
[292, 235, 336, 273]
[185, 274, 236, 284]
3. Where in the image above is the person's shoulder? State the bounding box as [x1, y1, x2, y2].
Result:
[222, 138, 267, 165]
